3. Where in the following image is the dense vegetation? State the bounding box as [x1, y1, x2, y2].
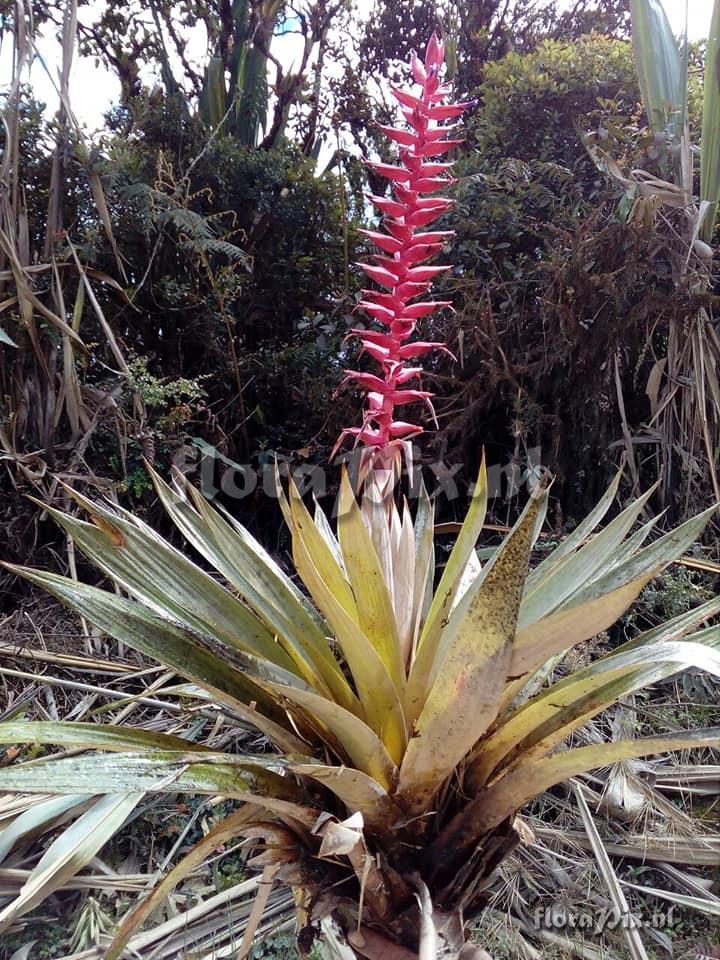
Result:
[5, 0, 715, 587]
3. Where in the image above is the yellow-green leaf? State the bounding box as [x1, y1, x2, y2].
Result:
[287, 478, 357, 618]
[290, 762, 401, 828]
[417, 456, 488, 651]
[405, 457, 489, 723]
[150, 467, 354, 710]
[266, 683, 397, 790]
[337, 469, 404, 692]
[397, 485, 547, 814]
[290, 518, 406, 763]
[471, 639, 720, 788]
[509, 571, 657, 680]
[436, 726, 720, 857]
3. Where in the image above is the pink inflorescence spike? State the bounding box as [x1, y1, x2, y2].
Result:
[337, 33, 473, 467]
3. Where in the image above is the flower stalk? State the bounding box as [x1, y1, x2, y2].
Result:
[338, 33, 473, 468]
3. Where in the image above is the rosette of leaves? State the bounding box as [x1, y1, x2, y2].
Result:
[0, 460, 719, 958]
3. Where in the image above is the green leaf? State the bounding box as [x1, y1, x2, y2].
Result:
[3, 565, 308, 755]
[519, 484, 657, 628]
[149, 468, 353, 709]
[0, 721, 215, 754]
[199, 56, 228, 129]
[524, 469, 622, 591]
[40, 489, 297, 673]
[603, 593, 720, 656]
[568, 504, 716, 608]
[630, 0, 684, 139]
[700, 0, 720, 240]
[0, 752, 306, 811]
[236, 46, 269, 146]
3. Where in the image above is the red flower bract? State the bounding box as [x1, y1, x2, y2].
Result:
[337, 33, 471, 469]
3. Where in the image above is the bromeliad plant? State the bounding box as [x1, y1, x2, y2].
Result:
[2, 33, 720, 960]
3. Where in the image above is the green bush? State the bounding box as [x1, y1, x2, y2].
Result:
[471, 35, 639, 186]
[421, 35, 688, 512]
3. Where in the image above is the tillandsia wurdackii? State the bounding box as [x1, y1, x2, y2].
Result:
[337, 32, 474, 473]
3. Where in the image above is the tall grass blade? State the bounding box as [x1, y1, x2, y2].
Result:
[630, 0, 684, 139]
[701, 0, 720, 241]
